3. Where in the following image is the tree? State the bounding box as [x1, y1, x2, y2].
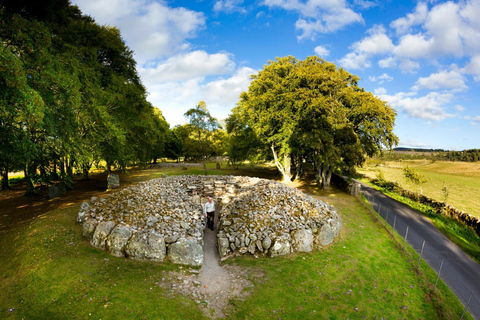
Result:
[403, 166, 428, 194]
[234, 56, 398, 187]
[184, 101, 220, 174]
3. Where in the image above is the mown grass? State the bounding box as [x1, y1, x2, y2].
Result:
[0, 165, 472, 319]
[358, 177, 480, 265]
[358, 160, 480, 217]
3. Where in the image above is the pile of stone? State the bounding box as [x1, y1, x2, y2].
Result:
[216, 179, 341, 258]
[77, 175, 341, 266]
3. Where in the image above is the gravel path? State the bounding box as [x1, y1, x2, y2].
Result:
[359, 181, 480, 319]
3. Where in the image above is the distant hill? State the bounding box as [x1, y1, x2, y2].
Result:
[394, 147, 445, 153]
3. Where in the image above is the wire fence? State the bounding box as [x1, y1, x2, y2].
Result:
[360, 190, 479, 320]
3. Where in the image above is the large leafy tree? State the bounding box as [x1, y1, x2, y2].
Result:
[184, 101, 220, 174]
[234, 56, 398, 188]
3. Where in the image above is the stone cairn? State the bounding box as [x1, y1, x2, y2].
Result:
[77, 175, 341, 266]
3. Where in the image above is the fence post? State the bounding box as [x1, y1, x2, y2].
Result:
[378, 203, 382, 215]
[417, 240, 425, 267]
[460, 291, 473, 320]
[434, 259, 444, 290]
[404, 226, 409, 248]
[393, 215, 396, 233]
[386, 210, 389, 225]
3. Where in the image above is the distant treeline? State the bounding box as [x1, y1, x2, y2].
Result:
[379, 148, 480, 162]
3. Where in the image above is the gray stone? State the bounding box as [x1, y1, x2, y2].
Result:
[107, 174, 120, 189]
[106, 225, 133, 257]
[317, 224, 334, 246]
[247, 242, 256, 254]
[269, 236, 291, 257]
[165, 235, 179, 244]
[90, 196, 99, 205]
[262, 236, 272, 251]
[180, 221, 189, 229]
[328, 219, 342, 238]
[48, 185, 60, 199]
[293, 229, 313, 252]
[125, 230, 166, 261]
[83, 218, 98, 241]
[217, 237, 230, 257]
[256, 240, 264, 252]
[168, 238, 203, 266]
[91, 221, 116, 249]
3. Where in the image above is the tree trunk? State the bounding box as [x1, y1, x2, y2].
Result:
[203, 160, 207, 175]
[24, 164, 36, 196]
[323, 168, 332, 191]
[82, 163, 91, 180]
[52, 160, 59, 180]
[1, 169, 9, 190]
[270, 143, 291, 182]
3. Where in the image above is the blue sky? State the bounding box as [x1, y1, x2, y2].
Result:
[71, 0, 480, 150]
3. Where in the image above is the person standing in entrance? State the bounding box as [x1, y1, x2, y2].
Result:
[204, 197, 215, 231]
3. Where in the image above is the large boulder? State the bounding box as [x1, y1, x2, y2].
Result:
[107, 174, 120, 190]
[91, 221, 116, 249]
[217, 237, 230, 257]
[269, 235, 292, 257]
[125, 230, 166, 261]
[293, 228, 313, 252]
[168, 238, 203, 266]
[83, 218, 98, 241]
[106, 225, 133, 257]
[328, 219, 342, 238]
[317, 223, 334, 246]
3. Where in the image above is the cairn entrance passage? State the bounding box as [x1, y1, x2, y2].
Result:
[77, 175, 342, 266]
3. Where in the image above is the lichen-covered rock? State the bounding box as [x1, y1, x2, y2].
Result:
[91, 221, 116, 249]
[217, 237, 230, 257]
[168, 238, 203, 266]
[328, 219, 342, 238]
[293, 229, 313, 252]
[262, 236, 272, 251]
[107, 174, 120, 189]
[83, 218, 98, 241]
[77, 201, 90, 223]
[125, 230, 166, 261]
[106, 225, 133, 257]
[269, 236, 292, 257]
[317, 224, 334, 246]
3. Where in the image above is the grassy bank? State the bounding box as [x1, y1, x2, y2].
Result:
[357, 160, 480, 217]
[0, 165, 472, 319]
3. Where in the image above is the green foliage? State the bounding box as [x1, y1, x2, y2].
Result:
[403, 166, 428, 193]
[0, 2, 172, 190]
[231, 56, 398, 186]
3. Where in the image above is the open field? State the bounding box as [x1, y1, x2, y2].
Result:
[0, 164, 471, 319]
[358, 160, 480, 217]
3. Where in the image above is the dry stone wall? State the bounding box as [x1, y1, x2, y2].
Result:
[78, 175, 341, 265]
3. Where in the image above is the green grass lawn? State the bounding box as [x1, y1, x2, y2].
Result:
[358, 160, 480, 217]
[0, 165, 472, 319]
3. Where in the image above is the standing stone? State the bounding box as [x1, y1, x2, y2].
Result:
[293, 229, 313, 252]
[83, 219, 98, 241]
[125, 230, 166, 261]
[328, 219, 342, 238]
[107, 174, 120, 190]
[317, 224, 334, 246]
[168, 238, 203, 266]
[256, 240, 264, 253]
[262, 236, 272, 251]
[48, 185, 60, 199]
[91, 221, 116, 249]
[106, 225, 133, 257]
[247, 242, 256, 254]
[217, 237, 230, 257]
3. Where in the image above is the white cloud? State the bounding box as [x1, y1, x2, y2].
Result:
[339, 52, 370, 70]
[263, 0, 363, 39]
[377, 91, 455, 121]
[72, 0, 205, 64]
[463, 55, 480, 81]
[413, 70, 468, 91]
[139, 51, 235, 83]
[391, 2, 428, 35]
[378, 57, 397, 68]
[213, 0, 247, 14]
[472, 115, 480, 122]
[146, 67, 256, 126]
[351, 25, 394, 55]
[202, 67, 257, 107]
[314, 45, 330, 57]
[369, 73, 393, 84]
[374, 87, 387, 95]
[354, 0, 379, 10]
[454, 105, 465, 111]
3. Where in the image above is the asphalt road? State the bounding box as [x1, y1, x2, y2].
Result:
[359, 182, 480, 319]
